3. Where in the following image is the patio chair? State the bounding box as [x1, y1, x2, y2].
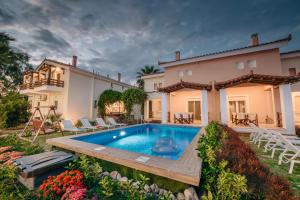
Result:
[235, 113, 247, 126]
[32, 119, 55, 134]
[80, 118, 97, 130]
[188, 112, 194, 124]
[231, 113, 237, 124]
[182, 113, 190, 124]
[247, 113, 258, 126]
[174, 113, 183, 124]
[95, 118, 115, 129]
[107, 117, 127, 127]
[278, 134, 300, 174]
[61, 120, 86, 133]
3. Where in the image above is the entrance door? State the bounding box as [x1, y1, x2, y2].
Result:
[294, 96, 300, 123]
[188, 100, 201, 120]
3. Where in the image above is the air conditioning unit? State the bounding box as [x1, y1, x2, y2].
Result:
[38, 95, 47, 101]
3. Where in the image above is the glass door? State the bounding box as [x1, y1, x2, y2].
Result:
[188, 100, 201, 120]
[228, 100, 246, 115]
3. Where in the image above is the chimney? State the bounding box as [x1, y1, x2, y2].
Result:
[251, 33, 259, 46]
[117, 73, 121, 82]
[72, 55, 77, 67]
[175, 51, 180, 61]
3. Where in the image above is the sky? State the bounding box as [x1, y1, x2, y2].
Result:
[1, 0, 300, 85]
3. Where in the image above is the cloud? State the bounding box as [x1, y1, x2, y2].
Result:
[0, 0, 299, 84]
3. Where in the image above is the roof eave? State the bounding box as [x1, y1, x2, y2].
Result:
[160, 39, 290, 68]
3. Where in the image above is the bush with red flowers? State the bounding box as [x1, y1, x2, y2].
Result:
[37, 170, 84, 200]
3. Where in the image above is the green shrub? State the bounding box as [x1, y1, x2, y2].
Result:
[0, 134, 43, 155]
[121, 88, 147, 117]
[198, 121, 247, 199]
[0, 92, 30, 128]
[97, 90, 122, 117]
[0, 164, 34, 200]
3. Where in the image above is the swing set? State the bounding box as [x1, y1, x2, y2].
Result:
[19, 106, 63, 143]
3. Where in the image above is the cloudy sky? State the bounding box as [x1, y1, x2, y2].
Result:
[1, 0, 300, 84]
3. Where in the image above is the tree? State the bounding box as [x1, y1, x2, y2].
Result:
[0, 92, 30, 128]
[0, 32, 32, 94]
[136, 65, 160, 88]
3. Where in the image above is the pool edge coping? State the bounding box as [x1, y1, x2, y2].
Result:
[46, 123, 203, 186]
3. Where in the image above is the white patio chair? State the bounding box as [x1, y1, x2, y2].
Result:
[95, 118, 115, 129]
[107, 117, 127, 127]
[61, 120, 86, 133]
[80, 118, 97, 130]
[278, 134, 300, 174]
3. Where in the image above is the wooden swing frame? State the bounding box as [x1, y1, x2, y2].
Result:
[19, 106, 63, 143]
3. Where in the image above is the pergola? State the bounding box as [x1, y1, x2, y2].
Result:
[158, 80, 212, 92]
[214, 70, 300, 90]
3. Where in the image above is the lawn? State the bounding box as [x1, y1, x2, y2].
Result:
[240, 134, 300, 195]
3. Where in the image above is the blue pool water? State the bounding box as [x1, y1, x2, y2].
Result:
[73, 124, 200, 160]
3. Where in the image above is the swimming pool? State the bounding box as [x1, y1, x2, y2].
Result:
[73, 124, 200, 160]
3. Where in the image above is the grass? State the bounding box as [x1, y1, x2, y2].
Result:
[240, 134, 300, 196]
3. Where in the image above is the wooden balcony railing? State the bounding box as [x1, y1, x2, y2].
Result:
[20, 79, 64, 90]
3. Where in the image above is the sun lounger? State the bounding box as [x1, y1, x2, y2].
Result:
[80, 118, 97, 130]
[61, 120, 86, 133]
[107, 117, 127, 127]
[95, 118, 115, 129]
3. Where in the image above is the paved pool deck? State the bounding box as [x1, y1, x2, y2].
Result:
[46, 124, 202, 186]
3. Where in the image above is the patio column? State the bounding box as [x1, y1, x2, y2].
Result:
[161, 93, 168, 123]
[201, 90, 208, 126]
[279, 84, 295, 134]
[220, 88, 228, 124]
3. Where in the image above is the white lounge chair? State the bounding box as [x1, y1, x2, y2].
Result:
[107, 117, 127, 127]
[278, 134, 300, 174]
[95, 118, 115, 129]
[263, 129, 300, 158]
[80, 118, 97, 130]
[61, 120, 86, 133]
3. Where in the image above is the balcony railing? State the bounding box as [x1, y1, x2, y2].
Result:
[20, 79, 64, 90]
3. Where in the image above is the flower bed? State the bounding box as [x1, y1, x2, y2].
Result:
[36, 155, 198, 200]
[198, 122, 298, 199]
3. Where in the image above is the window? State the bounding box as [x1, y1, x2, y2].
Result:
[247, 60, 256, 68]
[178, 70, 184, 78]
[54, 100, 58, 109]
[236, 62, 244, 70]
[187, 100, 201, 120]
[187, 69, 192, 76]
[158, 83, 162, 88]
[57, 73, 61, 81]
[154, 83, 157, 90]
[37, 102, 40, 107]
[111, 83, 113, 89]
[94, 100, 97, 108]
[289, 68, 296, 76]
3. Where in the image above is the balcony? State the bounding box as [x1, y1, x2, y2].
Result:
[20, 79, 64, 94]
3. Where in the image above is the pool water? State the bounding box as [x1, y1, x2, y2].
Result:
[73, 124, 200, 160]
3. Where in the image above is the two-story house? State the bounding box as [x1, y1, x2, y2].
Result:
[142, 34, 300, 134]
[20, 56, 133, 122]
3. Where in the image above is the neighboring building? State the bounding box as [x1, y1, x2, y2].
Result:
[142, 34, 300, 133]
[20, 56, 133, 122]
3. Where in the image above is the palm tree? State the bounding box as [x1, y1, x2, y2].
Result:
[136, 65, 160, 88]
